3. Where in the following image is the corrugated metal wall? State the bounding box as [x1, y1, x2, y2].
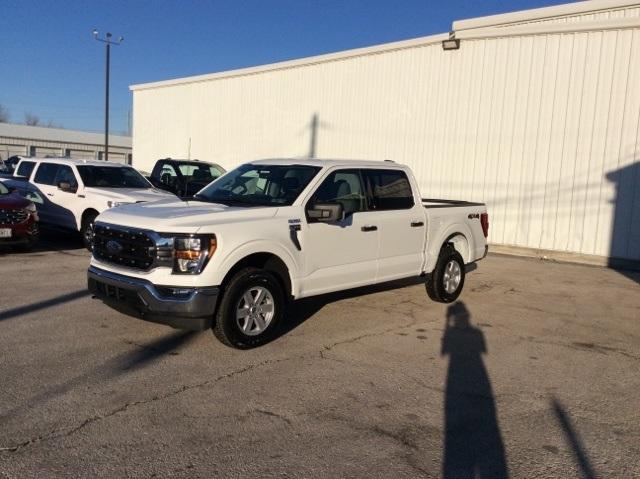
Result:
[496, 5, 640, 27]
[132, 17, 640, 262]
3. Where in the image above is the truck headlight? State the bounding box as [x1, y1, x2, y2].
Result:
[173, 234, 216, 274]
[107, 201, 132, 208]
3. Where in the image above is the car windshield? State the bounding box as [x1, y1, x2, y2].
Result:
[77, 165, 151, 188]
[195, 164, 321, 207]
[0, 182, 9, 195]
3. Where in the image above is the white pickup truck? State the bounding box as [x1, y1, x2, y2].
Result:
[87, 159, 489, 348]
[0, 157, 175, 248]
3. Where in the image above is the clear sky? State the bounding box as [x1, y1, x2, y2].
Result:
[0, 0, 568, 135]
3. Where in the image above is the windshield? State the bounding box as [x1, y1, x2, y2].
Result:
[195, 164, 321, 207]
[77, 166, 151, 188]
[0, 182, 8, 195]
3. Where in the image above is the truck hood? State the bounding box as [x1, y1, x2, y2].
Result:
[95, 198, 279, 232]
[85, 187, 176, 203]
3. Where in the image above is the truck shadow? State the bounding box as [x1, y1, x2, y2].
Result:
[440, 301, 509, 478]
[278, 276, 425, 337]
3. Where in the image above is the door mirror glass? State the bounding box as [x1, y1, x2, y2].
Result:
[307, 203, 344, 223]
[58, 181, 76, 193]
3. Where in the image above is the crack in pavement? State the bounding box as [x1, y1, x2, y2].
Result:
[0, 354, 302, 453]
[253, 408, 293, 426]
[0, 312, 427, 454]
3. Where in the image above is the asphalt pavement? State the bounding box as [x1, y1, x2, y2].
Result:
[1, 233, 639, 478]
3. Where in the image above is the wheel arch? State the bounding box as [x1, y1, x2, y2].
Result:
[220, 252, 293, 299]
[445, 233, 470, 264]
[425, 223, 474, 273]
[80, 207, 100, 232]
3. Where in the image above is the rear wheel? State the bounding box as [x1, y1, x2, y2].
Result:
[81, 211, 98, 251]
[426, 246, 465, 303]
[213, 267, 284, 349]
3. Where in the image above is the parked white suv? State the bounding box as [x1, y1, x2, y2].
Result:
[87, 159, 489, 348]
[1, 158, 176, 248]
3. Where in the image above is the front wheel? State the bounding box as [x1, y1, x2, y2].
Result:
[213, 267, 285, 349]
[81, 211, 98, 251]
[426, 246, 466, 303]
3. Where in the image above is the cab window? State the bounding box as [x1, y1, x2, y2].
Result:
[53, 165, 78, 189]
[158, 163, 178, 187]
[16, 161, 36, 178]
[33, 163, 61, 185]
[311, 169, 367, 217]
[364, 169, 414, 210]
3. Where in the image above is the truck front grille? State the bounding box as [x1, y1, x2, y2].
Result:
[0, 208, 29, 225]
[92, 223, 156, 270]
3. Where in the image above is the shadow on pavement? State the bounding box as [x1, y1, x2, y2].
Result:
[277, 276, 425, 339]
[0, 227, 84, 256]
[551, 397, 598, 479]
[120, 331, 198, 372]
[441, 301, 509, 478]
[0, 289, 90, 322]
[0, 331, 198, 425]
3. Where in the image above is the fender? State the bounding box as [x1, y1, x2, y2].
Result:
[211, 239, 301, 296]
[425, 222, 474, 273]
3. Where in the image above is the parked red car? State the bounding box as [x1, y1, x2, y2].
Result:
[0, 181, 39, 251]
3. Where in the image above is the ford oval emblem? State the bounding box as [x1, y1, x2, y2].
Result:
[106, 240, 123, 255]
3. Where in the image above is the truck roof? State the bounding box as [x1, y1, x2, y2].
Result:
[17, 157, 130, 168]
[251, 158, 404, 168]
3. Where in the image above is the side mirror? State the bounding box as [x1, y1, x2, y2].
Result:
[58, 181, 77, 193]
[307, 203, 344, 223]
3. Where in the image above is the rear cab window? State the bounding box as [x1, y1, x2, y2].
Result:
[364, 169, 415, 210]
[15, 161, 36, 178]
[54, 165, 78, 189]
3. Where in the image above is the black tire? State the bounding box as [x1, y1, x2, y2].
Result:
[426, 245, 465, 303]
[81, 211, 98, 251]
[213, 267, 285, 349]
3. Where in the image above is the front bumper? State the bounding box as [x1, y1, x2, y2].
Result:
[0, 221, 39, 247]
[87, 266, 219, 331]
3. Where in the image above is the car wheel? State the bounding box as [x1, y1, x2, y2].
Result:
[81, 212, 98, 251]
[426, 245, 465, 303]
[213, 267, 284, 349]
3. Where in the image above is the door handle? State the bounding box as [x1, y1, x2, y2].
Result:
[411, 221, 424, 227]
[361, 225, 377, 232]
[46, 193, 54, 197]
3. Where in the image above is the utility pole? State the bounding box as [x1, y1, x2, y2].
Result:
[93, 30, 123, 162]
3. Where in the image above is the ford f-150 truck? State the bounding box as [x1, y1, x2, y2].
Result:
[88, 159, 489, 348]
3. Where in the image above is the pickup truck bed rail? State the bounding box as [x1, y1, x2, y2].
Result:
[422, 198, 485, 209]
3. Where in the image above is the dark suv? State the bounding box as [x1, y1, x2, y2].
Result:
[0, 181, 39, 251]
[148, 159, 225, 198]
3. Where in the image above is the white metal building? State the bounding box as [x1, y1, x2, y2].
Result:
[0, 123, 132, 164]
[130, 0, 640, 264]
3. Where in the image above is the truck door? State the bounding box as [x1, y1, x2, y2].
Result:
[31, 162, 59, 225]
[32, 163, 78, 229]
[50, 165, 80, 229]
[363, 168, 425, 281]
[300, 169, 379, 296]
